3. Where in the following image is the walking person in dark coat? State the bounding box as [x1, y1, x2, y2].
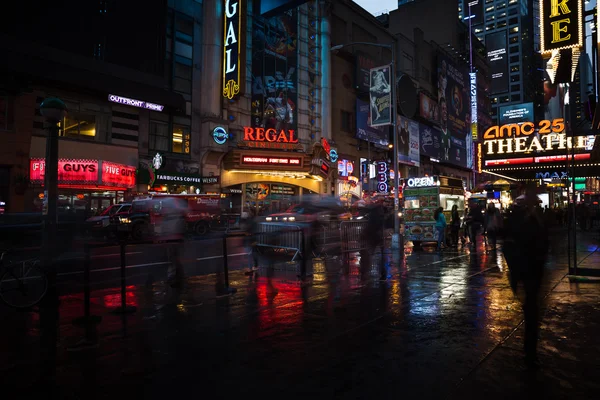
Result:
[504, 185, 549, 368]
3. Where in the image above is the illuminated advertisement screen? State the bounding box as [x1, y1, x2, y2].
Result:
[257, 0, 310, 17]
[486, 31, 508, 95]
[463, 0, 483, 25]
[241, 155, 302, 166]
[498, 102, 535, 125]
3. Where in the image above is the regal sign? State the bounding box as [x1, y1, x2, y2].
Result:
[238, 126, 303, 150]
[540, 0, 583, 54]
[223, 0, 243, 99]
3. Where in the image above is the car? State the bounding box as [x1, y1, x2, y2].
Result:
[86, 203, 131, 238]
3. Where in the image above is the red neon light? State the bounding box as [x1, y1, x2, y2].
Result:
[101, 161, 136, 188]
[534, 154, 591, 163]
[485, 157, 534, 166]
[241, 156, 301, 166]
[30, 158, 98, 183]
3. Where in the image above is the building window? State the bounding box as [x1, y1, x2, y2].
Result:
[510, 55, 519, 63]
[510, 65, 520, 73]
[509, 26, 519, 33]
[500, 96, 510, 103]
[167, 11, 195, 98]
[486, 24, 495, 31]
[0, 95, 14, 131]
[511, 84, 520, 92]
[172, 124, 191, 154]
[60, 113, 96, 139]
[340, 110, 353, 133]
[491, 97, 498, 105]
[511, 94, 520, 102]
[511, 75, 519, 83]
[509, 45, 519, 53]
[497, 21, 507, 28]
[421, 66, 430, 82]
[149, 121, 170, 152]
[509, 36, 518, 44]
[509, 17, 518, 25]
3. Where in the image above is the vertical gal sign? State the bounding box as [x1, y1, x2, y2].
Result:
[223, 0, 243, 99]
[369, 65, 392, 127]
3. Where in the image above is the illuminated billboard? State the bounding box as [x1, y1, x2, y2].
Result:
[486, 31, 508, 95]
[540, 0, 583, 54]
[498, 102, 535, 125]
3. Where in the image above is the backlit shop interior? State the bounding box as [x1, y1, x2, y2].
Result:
[28, 158, 137, 215]
[221, 150, 324, 215]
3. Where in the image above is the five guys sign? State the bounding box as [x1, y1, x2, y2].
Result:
[223, 0, 243, 99]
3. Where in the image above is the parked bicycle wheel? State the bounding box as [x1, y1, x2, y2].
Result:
[0, 260, 48, 309]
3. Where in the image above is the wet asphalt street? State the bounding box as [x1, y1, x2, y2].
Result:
[1, 228, 599, 400]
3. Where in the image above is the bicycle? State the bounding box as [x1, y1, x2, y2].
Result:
[0, 251, 48, 309]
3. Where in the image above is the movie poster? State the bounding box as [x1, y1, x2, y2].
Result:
[251, 9, 298, 134]
[356, 99, 389, 148]
[397, 115, 420, 167]
[437, 54, 469, 165]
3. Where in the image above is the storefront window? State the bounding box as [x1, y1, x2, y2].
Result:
[0, 95, 14, 131]
[149, 121, 170, 152]
[60, 113, 96, 139]
[172, 124, 191, 154]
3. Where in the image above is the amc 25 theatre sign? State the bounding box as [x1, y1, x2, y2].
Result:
[223, 0, 244, 99]
[540, 0, 583, 54]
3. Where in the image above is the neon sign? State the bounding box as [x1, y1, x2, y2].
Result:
[239, 126, 302, 150]
[223, 0, 242, 99]
[212, 126, 228, 145]
[376, 161, 388, 193]
[102, 161, 136, 188]
[108, 94, 164, 112]
[469, 72, 478, 140]
[241, 156, 302, 166]
[540, 0, 583, 54]
[30, 159, 98, 183]
[406, 176, 437, 188]
[483, 119, 565, 139]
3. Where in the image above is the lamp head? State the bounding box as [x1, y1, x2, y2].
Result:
[40, 98, 67, 122]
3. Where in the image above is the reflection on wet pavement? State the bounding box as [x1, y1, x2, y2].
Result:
[0, 230, 598, 399]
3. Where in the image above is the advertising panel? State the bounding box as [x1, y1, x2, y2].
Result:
[486, 31, 509, 95]
[540, 0, 583, 54]
[469, 72, 478, 140]
[463, 0, 484, 26]
[419, 124, 441, 160]
[356, 51, 376, 93]
[397, 116, 420, 167]
[258, 0, 310, 17]
[251, 10, 298, 135]
[356, 99, 389, 147]
[419, 93, 439, 125]
[498, 102, 535, 125]
[450, 137, 468, 169]
[369, 65, 393, 127]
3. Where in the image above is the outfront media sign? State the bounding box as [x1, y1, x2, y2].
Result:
[108, 94, 164, 112]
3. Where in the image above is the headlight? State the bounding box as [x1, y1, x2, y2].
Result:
[119, 217, 132, 224]
[398, 212, 403, 217]
[265, 217, 272, 222]
[282, 217, 288, 221]
[288, 217, 295, 222]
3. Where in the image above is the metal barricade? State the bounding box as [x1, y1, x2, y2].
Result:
[340, 220, 370, 253]
[255, 223, 303, 260]
[314, 221, 342, 258]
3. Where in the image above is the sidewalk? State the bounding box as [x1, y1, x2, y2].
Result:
[0, 229, 598, 399]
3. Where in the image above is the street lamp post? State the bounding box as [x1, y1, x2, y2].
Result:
[39, 98, 67, 268]
[331, 41, 401, 252]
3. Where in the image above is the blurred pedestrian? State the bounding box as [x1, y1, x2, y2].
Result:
[450, 205, 460, 247]
[484, 203, 502, 250]
[434, 207, 447, 251]
[466, 202, 484, 248]
[503, 185, 549, 368]
[360, 204, 384, 279]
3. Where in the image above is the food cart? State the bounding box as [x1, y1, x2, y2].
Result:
[402, 176, 465, 246]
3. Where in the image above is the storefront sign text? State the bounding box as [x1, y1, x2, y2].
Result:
[239, 127, 302, 150]
[108, 94, 164, 112]
[30, 159, 98, 183]
[377, 161, 388, 193]
[470, 72, 478, 140]
[241, 156, 301, 166]
[212, 126, 228, 145]
[483, 119, 565, 139]
[540, 0, 583, 54]
[102, 161, 137, 188]
[406, 176, 437, 188]
[202, 176, 219, 184]
[155, 174, 202, 184]
[536, 171, 568, 179]
[223, 0, 242, 99]
[484, 133, 589, 155]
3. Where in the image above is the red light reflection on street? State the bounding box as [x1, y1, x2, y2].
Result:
[103, 285, 138, 308]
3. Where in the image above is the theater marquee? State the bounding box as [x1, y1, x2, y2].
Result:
[223, 0, 243, 99]
[540, 0, 583, 54]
